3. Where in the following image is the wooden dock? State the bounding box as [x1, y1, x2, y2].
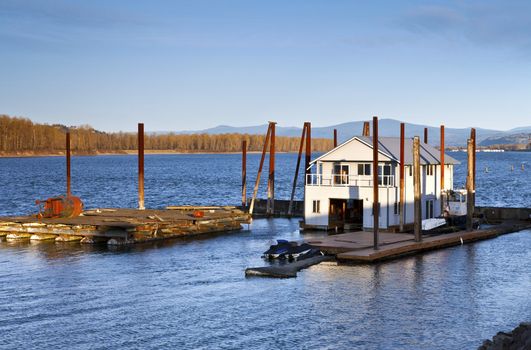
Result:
[306, 222, 530, 263]
[0, 207, 251, 245]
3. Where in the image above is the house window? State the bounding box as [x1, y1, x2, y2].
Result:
[312, 200, 320, 213]
[394, 202, 398, 215]
[378, 164, 392, 185]
[333, 164, 349, 184]
[371, 202, 381, 216]
[358, 163, 371, 176]
[426, 165, 434, 176]
[426, 200, 434, 218]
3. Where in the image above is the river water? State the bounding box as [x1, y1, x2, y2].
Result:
[0, 152, 529, 349]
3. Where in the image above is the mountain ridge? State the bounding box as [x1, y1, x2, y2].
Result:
[170, 118, 528, 146]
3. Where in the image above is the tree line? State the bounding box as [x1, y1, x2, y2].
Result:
[0, 115, 333, 154]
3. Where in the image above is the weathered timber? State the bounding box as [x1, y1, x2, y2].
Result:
[249, 123, 272, 215]
[336, 222, 529, 263]
[413, 136, 422, 241]
[0, 207, 251, 245]
[267, 122, 276, 215]
[399, 122, 405, 232]
[440, 125, 445, 213]
[252, 199, 304, 217]
[242, 140, 247, 207]
[372, 116, 379, 249]
[66, 131, 71, 196]
[138, 123, 145, 210]
[467, 139, 474, 231]
[288, 123, 307, 216]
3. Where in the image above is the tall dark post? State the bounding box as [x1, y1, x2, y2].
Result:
[471, 128, 476, 211]
[363, 121, 370, 137]
[413, 136, 421, 242]
[333, 128, 338, 148]
[399, 123, 405, 232]
[267, 122, 276, 215]
[66, 131, 71, 196]
[466, 139, 474, 231]
[372, 116, 379, 250]
[242, 140, 247, 207]
[305, 122, 311, 175]
[440, 125, 445, 213]
[424, 127, 428, 144]
[288, 124, 307, 216]
[138, 123, 145, 210]
[249, 124, 272, 215]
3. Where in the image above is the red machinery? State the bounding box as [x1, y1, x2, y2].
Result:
[36, 196, 84, 219]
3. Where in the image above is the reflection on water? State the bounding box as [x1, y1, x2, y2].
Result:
[0, 218, 529, 349]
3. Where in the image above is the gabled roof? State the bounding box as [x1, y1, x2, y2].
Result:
[311, 136, 459, 165]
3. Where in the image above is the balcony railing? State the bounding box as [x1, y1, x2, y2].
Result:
[306, 174, 395, 187]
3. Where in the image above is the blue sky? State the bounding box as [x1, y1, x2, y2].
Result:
[0, 0, 530, 132]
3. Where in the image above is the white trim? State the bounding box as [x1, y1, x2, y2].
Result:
[309, 136, 396, 166]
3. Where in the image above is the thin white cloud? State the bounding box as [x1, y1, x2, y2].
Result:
[399, 1, 531, 54]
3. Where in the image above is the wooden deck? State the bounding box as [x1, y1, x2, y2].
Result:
[306, 222, 530, 263]
[306, 231, 414, 255]
[0, 207, 251, 245]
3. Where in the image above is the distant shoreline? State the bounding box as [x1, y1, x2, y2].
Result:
[0, 150, 288, 158]
[1, 147, 528, 159]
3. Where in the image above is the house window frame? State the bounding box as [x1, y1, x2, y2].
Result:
[357, 163, 371, 176]
[333, 163, 350, 184]
[312, 200, 320, 213]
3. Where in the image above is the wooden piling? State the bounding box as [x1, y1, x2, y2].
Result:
[267, 122, 276, 216]
[413, 136, 422, 242]
[424, 127, 428, 144]
[471, 128, 476, 210]
[288, 124, 307, 216]
[138, 123, 145, 210]
[372, 116, 379, 250]
[66, 131, 71, 196]
[305, 122, 311, 175]
[440, 125, 445, 213]
[333, 128, 337, 148]
[466, 139, 474, 231]
[241, 140, 247, 207]
[363, 121, 370, 137]
[249, 124, 272, 215]
[399, 123, 405, 232]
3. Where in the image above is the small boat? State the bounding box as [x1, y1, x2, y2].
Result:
[262, 240, 321, 261]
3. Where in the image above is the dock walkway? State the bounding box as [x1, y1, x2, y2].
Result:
[307, 222, 530, 263]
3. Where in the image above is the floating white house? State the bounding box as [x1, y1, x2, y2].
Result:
[303, 136, 459, 230]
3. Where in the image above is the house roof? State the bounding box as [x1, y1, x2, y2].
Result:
[311, 136, 459, 165]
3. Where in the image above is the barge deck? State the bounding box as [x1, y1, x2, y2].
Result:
[0, 207, 251, 245]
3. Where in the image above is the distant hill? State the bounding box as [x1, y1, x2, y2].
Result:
[176, 119, 520, 146]
[479, 133, 531, 147]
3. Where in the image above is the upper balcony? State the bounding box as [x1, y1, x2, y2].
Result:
[306, 174, 395, 187]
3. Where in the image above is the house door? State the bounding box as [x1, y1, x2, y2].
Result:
[329, 199, 363, 229]
[345, 199, 363, 229]
[329, 199, 346, 229]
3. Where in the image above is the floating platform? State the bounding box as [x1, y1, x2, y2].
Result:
[0, 207, 251, 245]
[306, 222, 530, 263]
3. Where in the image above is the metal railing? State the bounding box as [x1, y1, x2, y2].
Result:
[306, 174, 395, 187]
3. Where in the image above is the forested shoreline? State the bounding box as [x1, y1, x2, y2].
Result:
[0, 115, 333, 155]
